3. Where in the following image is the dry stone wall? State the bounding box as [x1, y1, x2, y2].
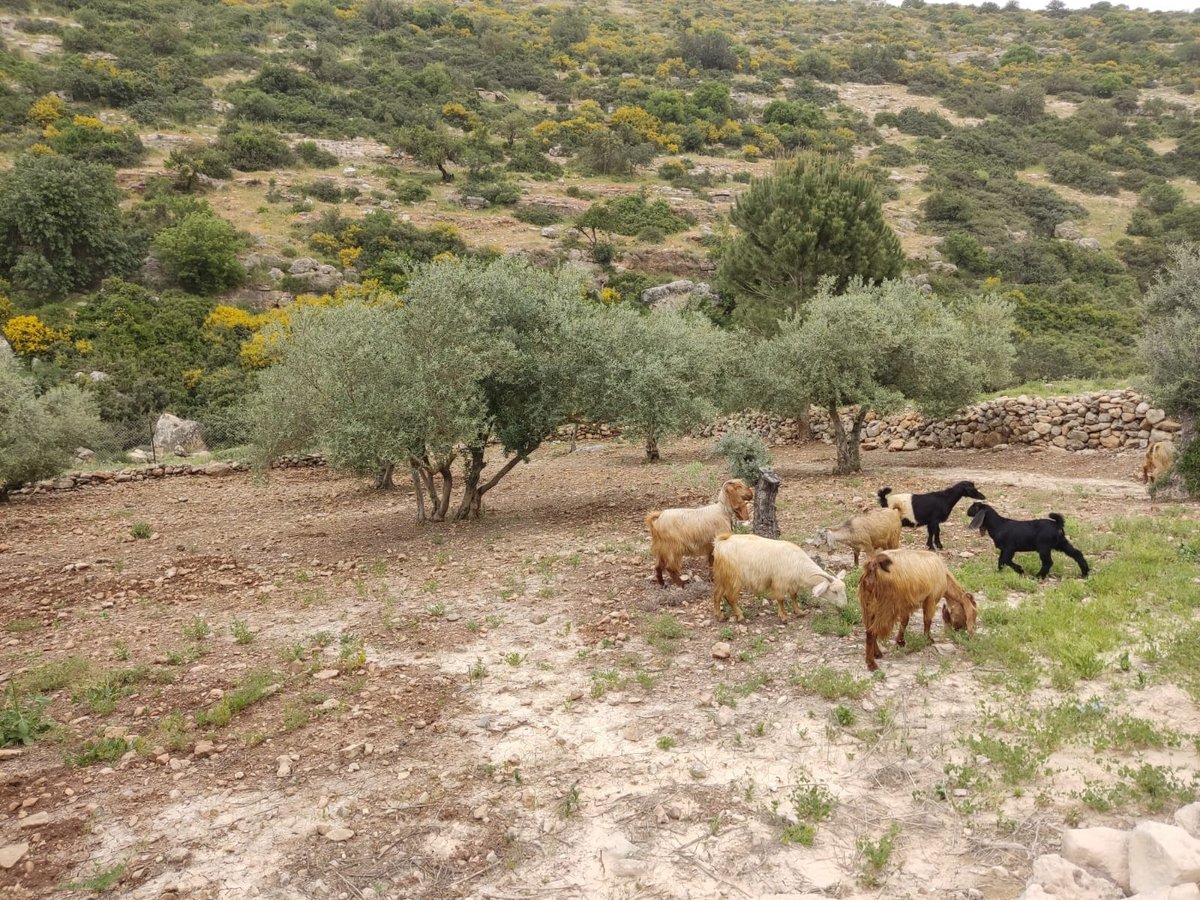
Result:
[697, 390, 1182, 453]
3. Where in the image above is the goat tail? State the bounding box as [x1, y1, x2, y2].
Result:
[645, 511, 662, 531]
[877, 487, 893, 508]
[1048, 513, 1065, 529]
[713, 532, 734, 544]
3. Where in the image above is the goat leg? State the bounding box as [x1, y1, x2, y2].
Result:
[1036, 550, 1054, 580]
[865, 631, 880, 671]
[895, 615, 909, 647]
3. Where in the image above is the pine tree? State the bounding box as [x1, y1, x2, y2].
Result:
[717, 154, 904, 334]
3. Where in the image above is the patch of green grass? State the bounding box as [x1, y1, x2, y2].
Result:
[229, 619, 255, 645]
[151, 711, 188, 751]
[780, 823, 816, 846]
[656, 735, 676, 750]
[63, 861, 127, 893]
[130, 522, 152, 539]
[644, 613, 687, 654]
[467, 658, 488, 684]
[338, 632, 366, 673]
[559, 782, 581, 818]
[19, 656, 91, 693]
[503, 652, 526, 667]
[591, 669, 627, 699]
[282, 702, 310, 732]
[1080, 763, 1198, 814]
[780, 777, 835, 846]
[71, 736, 140, 767]
[832, 704, 856, 727]
[279, 642, 307, 663]
[716, 672, 769, 708]
[962, 514, 1200, 696]
[195, 670, 278, 729]
[4, 618, 39, 633]
[811, 601, 861, 638]
[791, 665, 871, 700]
[857, 824, 901, 887]
[0, 687, 53, 747]
[183, 617, 211, 641]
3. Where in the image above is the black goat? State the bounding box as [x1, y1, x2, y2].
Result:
[877, 481, 986, 551]
[966, 502, 1089, 579]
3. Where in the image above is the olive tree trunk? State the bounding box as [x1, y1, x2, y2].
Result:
[645, 433, 660, 462]
[753, 469, 780, 539]
[829, 406, 869, 475]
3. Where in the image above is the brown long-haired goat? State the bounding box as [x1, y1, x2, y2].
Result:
[857, 549, 977, 672]
[1142, 440, 1176, 484]
[646, 479, 754, 587]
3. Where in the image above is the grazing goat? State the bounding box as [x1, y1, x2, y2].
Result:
[818, 507, 903, 566]
[1142, 440, 1176, 484]
[878, 481, 986, 550]
[711, 533, 846, 623]
[857, 549, 977, 672]
[966, 502, 1089, 580]
[646, 479, 754, 588]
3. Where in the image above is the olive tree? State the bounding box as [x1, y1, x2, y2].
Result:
[249, 258, 601, 522]
[580, 307, 730, 461]
[1140, 243, 1200, 494]
[1, 359, 107, 500]
[764, 279, 1014, 474]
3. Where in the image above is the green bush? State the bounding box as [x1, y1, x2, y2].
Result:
[393, 180, 431, 203]
[636, 225, 665, 243]
[713, 432, 772, 484]
[153, 211, 246, 294]
[294, 141, 338, 168]
[1047, 152, 1121, 195]
[217, 128, 294, 172]
[513, 205, 561, 226]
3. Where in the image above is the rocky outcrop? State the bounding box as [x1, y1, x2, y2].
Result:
[153, 413, 207, 455]
[640, 280, 719, 312]
[695, 391, 1181, 453]
[1022, 810, 1200, 900]
[287, 257, 344, 294]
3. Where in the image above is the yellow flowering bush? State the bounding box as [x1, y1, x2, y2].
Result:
[27, 94, 65, 126]
[3, 315, 62, 356]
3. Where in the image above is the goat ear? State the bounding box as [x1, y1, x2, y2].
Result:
[969, 509, 987, 531]
[834, 569, 847, 582]
[812, 581, 829, 598]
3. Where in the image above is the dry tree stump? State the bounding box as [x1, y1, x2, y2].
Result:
[753, 469, 780, 539]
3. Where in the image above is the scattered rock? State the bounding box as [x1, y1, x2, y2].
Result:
[154, 413, 207, 455]
[324, 826, 355, 842]
[1019, 853, 1123, 900]
[313, 669, 339, 680]
[1128, 821, 1200, 893]
[276, 756, 293, 777]
[1175, 803, 1200, 840]
[18, 812, 49, 829]
[711, 642, 731, 660]
[688, 761, 708, 780]
[715, 707, 735, 727]
[640, 279, 718, 313]
[1061, 826, 1130, 891]
[1055, 220, 1084, 240]
[192, 740, 215, 758]
[0, 843, 29, 869]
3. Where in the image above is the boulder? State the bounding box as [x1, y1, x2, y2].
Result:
[1061, 826, 1130, 892]
[128, 448, 149, 463]
[1175, 803, 1200, 840]
[74, 447, 95, 462]
[288, 257, 319, 275]
[1128, 822, 1200, 893]
[1019, 854, 1123, 900]
[1127, 886, 1200, 900]
[0, 337, 12, 361]
[1076, 238, 1102, 251]
[1055, 221, 1084, 240]
[640, 280, 718, 312]
[154, 413, 207, 455]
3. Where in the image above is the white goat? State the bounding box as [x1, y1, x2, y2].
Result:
[646, 479, 754, 587]
[818, 507, 903, 565]
[711, 533, 847, 623]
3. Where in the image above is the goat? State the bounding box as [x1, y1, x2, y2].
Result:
[817, 507, 903, 566]
[966, 502, 1089, 579]
[1142, 440, 1176, 484]
[878, 481, 986, 550]
[646, 479, 753, 588]
[711, 533, 847, 623]
[858, 549, 977, 672]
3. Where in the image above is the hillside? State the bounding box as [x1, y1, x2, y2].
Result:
[1, 0, 1199, 441]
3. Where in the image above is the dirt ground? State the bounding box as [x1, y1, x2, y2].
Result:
[0, 438, 1194, 899]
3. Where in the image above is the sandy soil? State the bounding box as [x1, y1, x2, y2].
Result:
[0, 438, 1192, 899]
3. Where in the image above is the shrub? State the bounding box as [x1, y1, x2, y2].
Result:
[217, 128, 294, 172]
[393, 180, 431, 203]
[942, 232, 991, 274]
[153, 211, 246, 295]
[637, 225, 665, 244]
[713, 432, 772, 484]
[300, 178, 349, 203]
[513, 205, 561, 226]
[1047, 151, 1120, 195]
[294, 141, 338, 168]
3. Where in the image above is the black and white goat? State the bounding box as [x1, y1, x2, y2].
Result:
[877, 481, 986, 550]
[966, 502, 1089, 579]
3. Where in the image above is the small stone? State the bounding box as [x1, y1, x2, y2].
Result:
[18, 812, 49, 828]
[324, 826, 355, 842]
[654, 805, 669, 825]
[715, 707, 735, 727]
[711, 642, 731, 660]
[313, 669, 339, 680]
[1175, 802, 1200, 840]
[166, 848, 190, 864]
[193, 740, 215, 758]
[473, 805, 489, 821]
[0, 843, 29, 869]
[688, 761, 708, 780]
[277, 756, 293, 777]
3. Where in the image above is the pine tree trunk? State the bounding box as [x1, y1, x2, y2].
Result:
[645, 433, 660, 462]
[753, 470, 780, 539]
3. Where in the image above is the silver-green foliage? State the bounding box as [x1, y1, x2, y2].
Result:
[1140, 243, 1200, 419]
[764, 278, 1014, 473]
[713, 431, 772, 483]
[0, 358, 107, 498]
